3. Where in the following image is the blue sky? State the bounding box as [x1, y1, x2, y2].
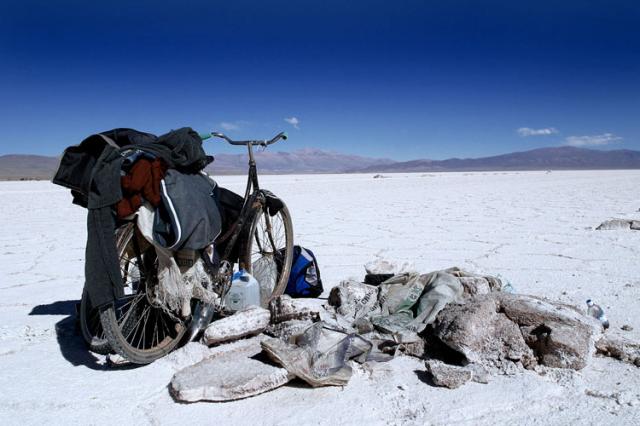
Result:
[0, 0, 638, 160]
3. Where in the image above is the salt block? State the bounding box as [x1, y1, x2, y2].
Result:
[364, 259, 415, 275]
[595, 335, 640, 367]
[269, 295, 321, 323]
[595, 219, 632, 230]
[433, 293, 603, 371]
[203, 306, 270, 346]
[170, 338, 292, 402]
[425, 359, 472, 389]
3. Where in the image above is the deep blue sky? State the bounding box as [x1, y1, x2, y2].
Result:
[1, 0, 638, 160]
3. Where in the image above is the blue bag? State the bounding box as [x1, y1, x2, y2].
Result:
[284, 246, 323, 298]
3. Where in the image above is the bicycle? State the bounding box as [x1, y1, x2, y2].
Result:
[79, 131, 294, 364]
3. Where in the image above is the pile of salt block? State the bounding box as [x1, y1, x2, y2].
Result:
[168, 267, 640, 402]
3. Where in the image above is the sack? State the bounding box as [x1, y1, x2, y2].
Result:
[212, 186, 244, 261]
[284, 246, 323, 298]
[153, 170, 221, 250]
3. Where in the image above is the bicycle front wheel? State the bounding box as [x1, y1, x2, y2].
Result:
[240, 202, 294, 307]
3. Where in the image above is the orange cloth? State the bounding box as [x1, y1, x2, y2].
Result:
[116, 158, 167, 218]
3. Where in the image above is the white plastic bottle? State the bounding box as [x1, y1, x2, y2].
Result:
[586, 299, 610, 329]
[224, 269, 261, 312]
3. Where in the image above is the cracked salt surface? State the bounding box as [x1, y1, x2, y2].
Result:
[0, 170, 639, 425]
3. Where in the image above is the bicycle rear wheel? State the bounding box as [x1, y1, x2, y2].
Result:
[79, 288, 111, 354]
[99, 223, 188, 364]
[240, 202, 294, 307]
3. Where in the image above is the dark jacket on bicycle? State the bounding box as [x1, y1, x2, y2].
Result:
[53, 127, 216, 307]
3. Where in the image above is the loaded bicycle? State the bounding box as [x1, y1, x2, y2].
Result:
[79, 131, 293, 364]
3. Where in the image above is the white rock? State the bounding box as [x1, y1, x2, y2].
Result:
[364, 259, 415, 275]
[595, 219, 632, 230]
[170, 338, 292, 402]
[203, 305, 271, 346]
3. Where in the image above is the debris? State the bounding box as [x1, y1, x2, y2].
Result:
[595, 335, 640, 367]
[172, 262, 626, 397]
[498, 293, 602, 370]
[585, 389, 640, 407]
[364, 259, 415, 275]
[170, 337, 292, 402]
[432, 295, 536, 371]
[425, 360, 472, 389]
[375, 271, 464, 335]
[455, 270, 503, 296]
[596, 219, 640, 231]
[265, 319, 316, 342]
[328, 280, 380, 323]
[467, 363, 491, 384]
[203, 305, 270, 346]
[432, 293, 603, 374]
[269, 295, 320, 324]
[261, 322, 374, 387]
[586, 299, 610, 329]
[621, 324, 634, 331]
[364, 273, 395, 285]
[106, 353, 131, 367]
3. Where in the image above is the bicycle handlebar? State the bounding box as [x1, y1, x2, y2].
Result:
[201, 131, 288, 147]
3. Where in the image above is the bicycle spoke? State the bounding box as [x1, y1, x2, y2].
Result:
[137, 306, 152, 349]
[152, 310, 159, 348]
[252, 210, 287, 263]
[159, 309, 171, 340]
[125, 304, 150, 343]
[116, 294, 143, 328]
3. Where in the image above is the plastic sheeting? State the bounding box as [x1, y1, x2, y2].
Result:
[261, 322, 375, 387]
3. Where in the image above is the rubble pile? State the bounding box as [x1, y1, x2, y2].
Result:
[169, 260, 640, 402]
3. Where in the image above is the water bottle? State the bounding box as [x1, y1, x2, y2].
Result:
[586, 299, 610, 329]
[223, 269, 261, 312]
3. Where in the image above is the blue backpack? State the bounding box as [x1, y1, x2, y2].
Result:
[284, 246, 323, 298]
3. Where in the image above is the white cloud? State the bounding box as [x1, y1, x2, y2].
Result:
[565, 133, 622, 147]
[219, 122, 240, 131]
[284, 117, 300, 129]
[517, 127, 558, 137]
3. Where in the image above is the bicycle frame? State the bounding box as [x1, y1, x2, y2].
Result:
[243, 142, 261, 202]
[200, 129, 287, 212]
[207, 131, 287, 264]
[187, 131, 288, 340]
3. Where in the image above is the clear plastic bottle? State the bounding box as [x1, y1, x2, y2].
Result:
[586, 299, 610, 329]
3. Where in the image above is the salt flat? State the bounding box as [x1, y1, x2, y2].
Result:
[0, 170, 639, 425]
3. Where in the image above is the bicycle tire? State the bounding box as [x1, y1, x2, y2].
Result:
[240, 201, 294, 307]
[79, 288, 111, 355]
[99, 223, 188, 364]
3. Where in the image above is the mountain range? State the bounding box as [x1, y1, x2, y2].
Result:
[355, 146, 640, 173]
[1, 146, 640, 180]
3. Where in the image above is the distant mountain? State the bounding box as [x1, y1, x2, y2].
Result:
[2, 146, 640, 180]
[206, 148, 395, 174]
[354, 147, 640, 172]
[0, 155, 60, 180]
[0, 149, 395, 180]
